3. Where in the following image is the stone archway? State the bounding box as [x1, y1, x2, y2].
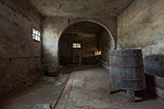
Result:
[58, 19, 115, 45]
[58, 20, 115, 66]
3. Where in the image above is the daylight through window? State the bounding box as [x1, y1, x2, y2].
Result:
[32, 28, 41, 41]
[73, 43, 81, 48]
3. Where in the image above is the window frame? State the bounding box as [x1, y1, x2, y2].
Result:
[32, 28, 41, 42]
[73, 43, 81, 48]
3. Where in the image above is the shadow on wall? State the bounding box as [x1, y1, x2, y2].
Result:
[82, 55, 101, 65]
[143, 55, 164, 97]
[144, 74, 156, 98]
[60, 55, 100, 65]
[143, 55, 164, 77]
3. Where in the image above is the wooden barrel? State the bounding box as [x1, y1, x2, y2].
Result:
[109, 49, 146, 91]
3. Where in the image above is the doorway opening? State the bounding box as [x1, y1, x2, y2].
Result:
[72, 42, 82, 65]
[58, 21, 114, 66]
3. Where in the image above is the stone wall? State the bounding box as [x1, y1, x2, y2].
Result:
[0, 0, 42, 98]
[117, 0, 164, 96]
[59, 33, 99, 65]
[42, 16, 116, 70]
[99, 30, 115, 62]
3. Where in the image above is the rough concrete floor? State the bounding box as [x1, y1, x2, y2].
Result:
[55, 65, 164, 109]
[0, 66, 74, 109]
[1, 65, 164, 109]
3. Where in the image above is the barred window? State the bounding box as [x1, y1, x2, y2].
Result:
[32, 28, 41, 41]
[73, 43, 81, 48]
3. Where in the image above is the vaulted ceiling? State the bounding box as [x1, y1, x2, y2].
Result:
[64, 22, 104, 35]
[28, 0, 134, 17]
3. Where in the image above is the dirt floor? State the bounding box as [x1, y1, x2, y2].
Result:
[0, 66, 73, 109]
[1, 65, 164, 109]
[55, 65, 164, 109]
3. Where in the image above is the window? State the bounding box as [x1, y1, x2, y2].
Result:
[32, 28, 41, 41]
[73, 43, 81, 48]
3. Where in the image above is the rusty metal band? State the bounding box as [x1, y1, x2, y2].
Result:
[110, 64, 143, 68]
[109, 83, 146, 91]
[109, 75, 143, 81]
[110, 54, 142, 57]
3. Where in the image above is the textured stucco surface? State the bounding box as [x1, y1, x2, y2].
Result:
[28, 0, 134, 17]
[117, 0, 164, 96]
[0, 0, 42, 98]
[42, 16, 116, 70]
[99, 30, 115, 62]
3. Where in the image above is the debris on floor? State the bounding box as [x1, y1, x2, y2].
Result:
[32, 104, 51, 109]
[55, 65, 164, 109]
[55, 81, 61, 86]
[58, 73, 63, 77]
[2, 66, 164, 109]
[0, 72, 70, 109]
[47, 77, 56, 83]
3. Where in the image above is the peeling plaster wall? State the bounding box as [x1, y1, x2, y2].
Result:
[42, 16, 116, 70]
[0, 0, 42, 98]
[99, 30, 115, 62]
[117, 0, 164, 96]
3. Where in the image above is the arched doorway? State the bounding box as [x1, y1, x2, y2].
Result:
[58, 21, 115, 66]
